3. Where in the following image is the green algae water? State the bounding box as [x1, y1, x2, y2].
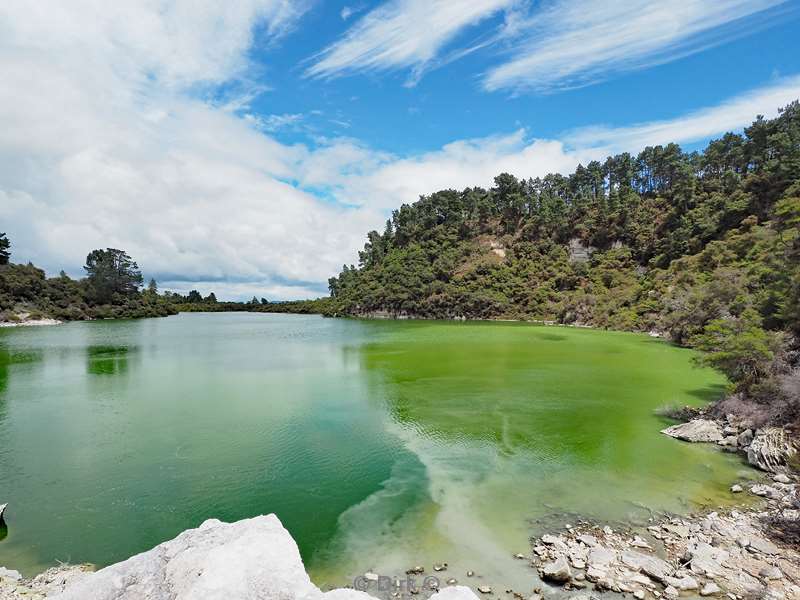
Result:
[0, 313, 747, 588]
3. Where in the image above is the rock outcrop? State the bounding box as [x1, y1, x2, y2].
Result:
[22, 515, 479, 600]
[747, 427, 798, 473]
[660, 420, 723, 443]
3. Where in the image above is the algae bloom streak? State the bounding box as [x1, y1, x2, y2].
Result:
[0, 313, 743, 588]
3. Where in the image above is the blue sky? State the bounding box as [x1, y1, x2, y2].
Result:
[247, 0, 799, 154]
[1, 0, 800, 300]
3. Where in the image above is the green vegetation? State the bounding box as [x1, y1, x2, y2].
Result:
[168, 291, 333, 315]
[0, 244, 176, 322]
[328, 103, 800, 424]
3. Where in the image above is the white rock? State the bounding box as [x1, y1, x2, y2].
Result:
[663, 575, 699, 591]
[577, 534, 598, 547]
[664, 585, 679, 597]
[585, 566, 607, 582]
[634, 591, 646, 600]
[746, 535, 779, 555]
[0, 503, 6, 520]
[364, 573, 379, 582]
[759, 565, 783, 580]
[588, 547, 617, 568]
[621, 550, 674, 582]
[49, 515, 481, 600]
[0, 567, 21, 581]
[540, 534, 563, 546]
[700, 582, 721, 596]
[773, 473, 791, 484]
[661, 420, 723, 443]
[540, 556, 571, 584]
[730, 484, 743, 493]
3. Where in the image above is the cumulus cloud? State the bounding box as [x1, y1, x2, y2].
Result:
[305, 0, 515, 84]
[483, 0, 789, 92]
[0, 0, 381, 300]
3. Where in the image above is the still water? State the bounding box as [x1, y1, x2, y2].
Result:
[0, 313, 746, 589]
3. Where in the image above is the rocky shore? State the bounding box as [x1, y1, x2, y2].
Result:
[0, 516, 481, 600]
[527, 414, 799, 599]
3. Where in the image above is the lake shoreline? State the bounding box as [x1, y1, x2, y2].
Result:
[527, 473, 800, 599]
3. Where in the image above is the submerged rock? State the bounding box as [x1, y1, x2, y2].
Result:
[661, 420, 723, 443]
[0, 504, 6, 521]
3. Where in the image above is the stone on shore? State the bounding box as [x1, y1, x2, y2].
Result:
[661, 420, 723, 443]
[540, 556, 571, 583]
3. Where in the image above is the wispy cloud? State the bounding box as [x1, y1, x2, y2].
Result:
[246, 112, 306, 132]
[305, 0, 515, 84]
[565, 75, 800, 151]
[484, 0, 790, 93]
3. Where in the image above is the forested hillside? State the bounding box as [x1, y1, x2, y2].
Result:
[328, 103, 800, 424]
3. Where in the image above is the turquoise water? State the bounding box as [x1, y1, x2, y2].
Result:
[0, 313, 746, 589]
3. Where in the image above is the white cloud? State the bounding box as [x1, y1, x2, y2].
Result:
[305, 0, 515, 84]
[483, 0, 788, 92]
[0, 0, 382, 300]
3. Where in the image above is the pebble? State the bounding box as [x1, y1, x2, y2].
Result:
[730, 484, 743, 493]
[477, 586, 492, 594]
[634, 591, 646, 600]
[446, 578, 457, 585]
[364, 572, 379, 582]
[513, 553, 526, 559]
[466, 571, 474, 577]
[433, 563, 447, 572]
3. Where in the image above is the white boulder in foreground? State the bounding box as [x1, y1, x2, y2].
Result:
[49, 515, 480, 600]
[660, 420, 723, 443]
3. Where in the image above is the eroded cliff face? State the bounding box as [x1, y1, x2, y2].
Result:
[1, 515, 480, 600]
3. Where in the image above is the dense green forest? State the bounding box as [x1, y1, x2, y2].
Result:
[0, 241, 176, 321]
[327, 104, 800, 424]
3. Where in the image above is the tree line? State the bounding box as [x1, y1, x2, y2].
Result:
[0, 239, 175, 321]
[326, 103, 800, 425]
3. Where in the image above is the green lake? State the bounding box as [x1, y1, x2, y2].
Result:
[0, 313, 749, 589]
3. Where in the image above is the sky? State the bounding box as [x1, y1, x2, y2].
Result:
[1, 1, 799, 300]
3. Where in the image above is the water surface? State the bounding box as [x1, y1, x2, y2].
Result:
[0, 314, 746, 589]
